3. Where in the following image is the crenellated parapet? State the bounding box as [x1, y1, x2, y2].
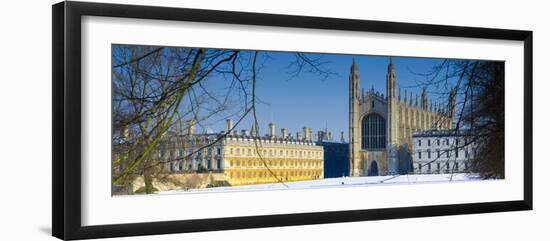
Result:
[359, 86, 386, 103]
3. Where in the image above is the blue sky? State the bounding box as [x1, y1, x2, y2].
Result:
[198, 51, 449, 139]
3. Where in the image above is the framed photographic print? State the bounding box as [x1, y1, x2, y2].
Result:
[52, 1, 533, 240]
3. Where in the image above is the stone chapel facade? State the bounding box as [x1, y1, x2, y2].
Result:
[348, 58, 456, 176]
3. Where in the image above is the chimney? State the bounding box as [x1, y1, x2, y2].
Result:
[296, 132, 303, 140]
[250, 124, 258, 137]
[241, 129, 249, 136]
[317, 130, 324, 142]
[226, 119, 234, 134]
[340, 131, 345, 142]
[268, 122, 275, 137]
[303, 127, 309, 141]
[281, 128, 288, 139]
[186, 119, 196, 136]
[327, 131, 333, 141]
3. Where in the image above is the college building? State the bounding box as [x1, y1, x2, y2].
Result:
[412, 129, 476, 174]
[348, 58, 457, 176]
[116, 120, 328, 186]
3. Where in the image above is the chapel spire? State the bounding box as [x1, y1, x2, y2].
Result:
[421, 87, 428, 110]
[349, 58, 360, 176]
[386, 57, 397, 99]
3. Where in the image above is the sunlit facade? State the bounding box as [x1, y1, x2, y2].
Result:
[149, 120, 324, 186]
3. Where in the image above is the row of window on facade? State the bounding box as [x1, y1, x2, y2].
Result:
[417, 161, 469, 172]
[162, 137, 218, 149]
[167, 159, 222, 172]
[228, 159, 323, 168]
[398, 109, 441, 127]
[160, 147, 222, 159]
[228, 147, 322, 158]
[417, 138, 467, 147]
[166, 158, 323, 172]
[229, 170, 322, 179]
[417, 148, 472, 159]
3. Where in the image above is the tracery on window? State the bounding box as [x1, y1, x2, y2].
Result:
[361, 113, 386, 149]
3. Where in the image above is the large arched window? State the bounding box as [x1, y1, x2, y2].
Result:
[361, 113, 386, 149]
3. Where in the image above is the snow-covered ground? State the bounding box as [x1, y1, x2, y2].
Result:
[160, 173, 481, 194]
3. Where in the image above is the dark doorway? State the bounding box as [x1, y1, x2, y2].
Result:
[368, 161, 379, 176]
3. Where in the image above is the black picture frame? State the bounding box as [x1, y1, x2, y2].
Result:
[52, 1, 533, 240]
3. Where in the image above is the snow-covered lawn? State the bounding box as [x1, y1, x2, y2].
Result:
[160, 173, 481, 194]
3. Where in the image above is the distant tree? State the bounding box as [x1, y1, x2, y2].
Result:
[416, 60, 505, 178]
[459, 61, 505, 178]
